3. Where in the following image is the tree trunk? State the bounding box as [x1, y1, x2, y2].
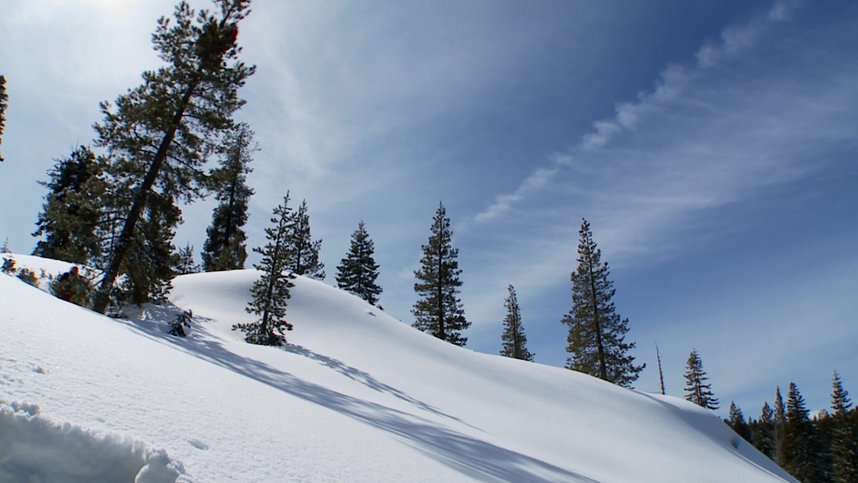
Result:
[92, 81, 198, 313]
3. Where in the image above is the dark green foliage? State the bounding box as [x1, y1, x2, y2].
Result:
[0, 74, 7, 162]
[233, 192, 295, 346]
[119, 196, 180, 305]
[32, 146, 107, 265]
[169, 309, 193, 336]
[830, 371, 858, 482]
[562, 218, 643, 387]
[284, 199, 325, 280]
[727, 401, 752, 443]
[751, 402, 777, 460]
[92, 0, 255, 313]
[784, 382, 826, 482]
[50, 266, 94, 307]
[412, 202, 469, 346]
[499, 284, 533, 361]
[174, 243, 200, 275]
[683, 349, 719, 410]
[774, 386, 787, 467]
[336, 221, 382, 305]
[201, 123, 254, 272]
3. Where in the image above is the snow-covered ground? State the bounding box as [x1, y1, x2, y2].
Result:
[0, 254, 795, 481]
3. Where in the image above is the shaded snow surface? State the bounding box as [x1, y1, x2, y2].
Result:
[0, 256, 795, 481]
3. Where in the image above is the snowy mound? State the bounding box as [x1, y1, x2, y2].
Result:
[0, 258, 794, 481]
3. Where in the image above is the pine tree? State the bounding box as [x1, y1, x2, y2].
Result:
[174, 243, 199, 275]
[499, 284, 533, 361]
[92, 0, 255, 313]
[0, 74, 7, 162]
[830, 371, 858, 482]
[201, 123, 254, 272]
[775, 386, 787, 467]
[233, 192, 295, 345]
[412, 202, 469, 346]
[120, 195, 180, 304]
[284, 199, 325, 279]
[656, 343, 666, 395]
[683, 349, 719, 410]
[727, 401, 752, 443]
[32, 146, 107, 265]
[562, 218, 643, 387]
[784, 382, 824, 482]
[335, 221, 382, 305]
[752, 402, 777, 460]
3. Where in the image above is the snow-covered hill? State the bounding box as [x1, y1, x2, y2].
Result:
[0, 255, 794, 481]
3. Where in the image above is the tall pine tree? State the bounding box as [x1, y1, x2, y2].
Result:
[284, 199, 325, 279]
[727, 401, 752, 442]
[233, 192, 295, 345]
[683, 349, 719, 410]
[775, 386, 787, 467]
[784, 382, 824, 482]
[752, 402, 777, 460]
[830, 371, 858, 482]
[32, 146, 107, 265]
[201, 122, 254, 271]
[92, 0, 255, 313]
[412, 202, 469, 346]
[0, 74, 7, 162]
[499, 284, 533, 361]
[336, 221, 382, 305]
[562, 218, 643, 387]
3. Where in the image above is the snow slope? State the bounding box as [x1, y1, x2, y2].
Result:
[0, 255, 795, 481]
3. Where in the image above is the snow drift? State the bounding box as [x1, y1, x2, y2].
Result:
[0, 255, 794, 481]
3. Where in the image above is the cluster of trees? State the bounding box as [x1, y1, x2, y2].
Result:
[410, 208, 644, 387]
[683, 351, 858, 482]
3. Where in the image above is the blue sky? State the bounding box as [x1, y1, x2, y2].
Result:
[1, 0, 856, 416]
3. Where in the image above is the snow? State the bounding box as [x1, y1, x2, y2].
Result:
[0, 255, 795, 481]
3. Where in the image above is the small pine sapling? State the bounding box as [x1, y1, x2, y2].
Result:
[169, 309, 194, 337]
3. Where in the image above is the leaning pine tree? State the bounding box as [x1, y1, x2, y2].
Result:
[499, 284, 533, 361]
[92, 0, 255, 313]
[683, 348, 719, 410]
[335, 221, 382, 306]
[412, 202, 469, 346]
[562, 218, 643, 386]
[233, 192, 295, 345]
[201, 122, 254, 271]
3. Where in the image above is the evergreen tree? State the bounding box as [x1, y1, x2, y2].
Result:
[752, 402, 777, 460]
[727, 401, 752, 442]
[335, 221, 382, 305]
[284, 199, 325, 279]
[92, 0, 255, 313]
[174, 243, 200, 275]
[499, 284, 533, 361]
[233, 192, 295, 345]
[0, 74, 7, 162]
[120, 195, 180, 304]
[412, 202, 469, 346]
[784, 382, 825, 482]
[775, 386, 787, 467]
[830, 371, 858, 482]
[683, 349, 719, 410]
[656, 343, 666, 395]
[562, 218, 643, 387]
[201, 123, 254, 271]
[32, 146, 107, 265]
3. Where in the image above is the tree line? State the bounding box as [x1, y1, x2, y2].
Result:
[683, 350, 857, 482]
